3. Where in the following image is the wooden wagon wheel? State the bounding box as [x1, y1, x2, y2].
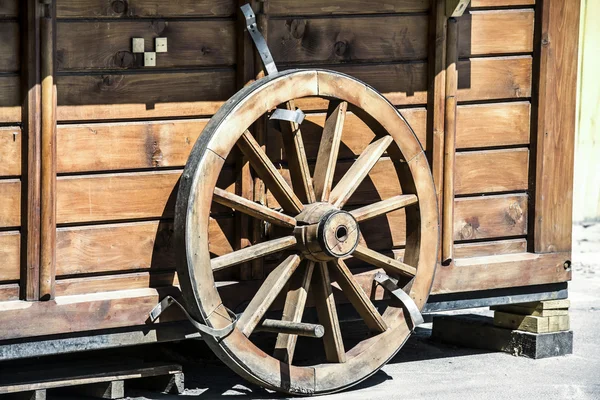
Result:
[174, 69, 439, 395]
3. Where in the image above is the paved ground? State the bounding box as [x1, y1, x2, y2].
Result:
[126, 224, 600, 400]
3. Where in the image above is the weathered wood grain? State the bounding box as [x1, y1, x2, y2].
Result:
[57, 21, 235, 70]
[0, 1, 18, 18]
[454, 238, 528, 259]
[456, 102, 530, 149]
[457, 56, 532, 101]
[56, 218, 233, 276]
[459, 10, 534, 57]
[0, 126, 21, 177]
[57, 0, 235, 18]
[0, 22, 19, 72]
[55, 271, 179, 297]
[454, 194, 527, 241]
[268, 16, 428, 64]
[431, 252, 571, 294]
[0, 179, 20, 228]
[268, 0, 430, 15]
[0, 288, 181, 341]
[57, 120, 206, 173]
[455, 148, 529, 195]
[0, 231, 20, 281]
[533, 0, 580, 253]
[56, 70, 235, 121]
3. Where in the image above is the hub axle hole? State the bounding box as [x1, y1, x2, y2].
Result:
[336, 226, 348, 241]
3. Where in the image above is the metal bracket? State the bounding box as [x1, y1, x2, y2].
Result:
[149, 296, 238, 340]
[446, 0, 470, 17]
[374, 272, 424, 330]
[241, 4, 278, 76]
[270, 108, 305, 125]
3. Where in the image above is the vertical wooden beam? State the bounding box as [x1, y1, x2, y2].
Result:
[39, 0, 56, 300]
[532, 0, 581, 254]
[427, 0, 447, 262]
[250, 0, 270, 280]
[236, 0, 256, 280]
[442, 18, 458, 265]
[20, 0, 42, 301]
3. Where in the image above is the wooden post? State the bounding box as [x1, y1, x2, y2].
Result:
[39, 0, 56, 300]
[442, 17, 458, 265]
[532, 0, 581, 254]
[20, 0, 42, 301]
[428, 0, 447, 262]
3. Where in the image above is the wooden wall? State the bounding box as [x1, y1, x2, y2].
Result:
[0, 0, 21, 302]
[0, 0, 578, 341]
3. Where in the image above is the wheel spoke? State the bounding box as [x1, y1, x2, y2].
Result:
[313, 101, 348, 202]
[329, 259, 387, 333]
[329, 135, 393, 208]
[237, 130, 303, 215]
[237, 254, 302, 337]
[211, 236, 297, 272]
[353, 244, 417, 278]
[278, 100, 316, 204]
[350, 194, 418, 222]
[313, 262, 346, 363]
[213, 187, 296, 228]
[274, 260, 315, 363]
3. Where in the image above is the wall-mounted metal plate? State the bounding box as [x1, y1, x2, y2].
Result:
[155, 37, 168, 53]
[144, 52, 156, 67]
[132, 38, 145, 53]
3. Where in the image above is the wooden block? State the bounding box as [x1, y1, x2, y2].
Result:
[512, 299, 571, 311]
[129, 372, 184, 395]
[432, 314, 574, 359]
[494, 311, 570, 333]
[491, 304, 569, 317]
[61, 380, 124, 399]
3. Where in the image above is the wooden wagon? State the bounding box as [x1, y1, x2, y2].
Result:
[0, 0, 579, 394]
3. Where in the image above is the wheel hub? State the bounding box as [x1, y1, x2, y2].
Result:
[294, 203, 360, 262]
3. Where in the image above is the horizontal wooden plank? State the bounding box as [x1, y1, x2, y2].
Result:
[0, 288, 182, 341]
[0, 126, 21, 177]
[454, 193, 527, 241]
[57, 21, 235, 70]
[455, 148, 529, 195]
[57, 0, 235, 18]
[56, 218, 234, 276]
[0, 283, 19, 302]
[0, 75, 20, 122]
[269, 15, 428, 64]
[454, 238, 528, 259]
[0, 22, 19, 72]
[431, 252, 571, 294]
[0, 179, 20, 228]
[55, 272, 178, 297]
[456, 102, 530, 149]
[470, 0, 535, 8]
[56, 70, 235, 121]
[267, 108, 427, 162]
[0, 1, 18, 18]
[56, 169, 236, 224]
[269, 0, 430, 15]
[457, 56, 532, 102]
[293, 62, 429, 109]
[57, 119, 206, 173]
[0, 231, 20, 281]
[458, 10, 534, 57]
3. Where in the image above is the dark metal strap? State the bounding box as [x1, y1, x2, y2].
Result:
[241, 4, 278, 76]
[270, 108, 305, 124]
[149, 296, 238, 340]
[374, 272, 424, 330]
